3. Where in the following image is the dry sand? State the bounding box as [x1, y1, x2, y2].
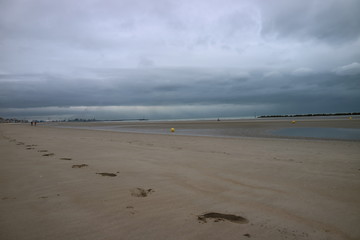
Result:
[0, 120, 359, 240]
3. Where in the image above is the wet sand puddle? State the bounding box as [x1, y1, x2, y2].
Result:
[198, 212, 249, 224]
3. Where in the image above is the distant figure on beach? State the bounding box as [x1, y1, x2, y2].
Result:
[31, 121, 33, 126]
[34, 121, 37, 126]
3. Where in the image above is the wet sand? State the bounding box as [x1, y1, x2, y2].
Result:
[1, 119, 360, 240]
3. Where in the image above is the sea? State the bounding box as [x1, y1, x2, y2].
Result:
[54, 115, 360, 141]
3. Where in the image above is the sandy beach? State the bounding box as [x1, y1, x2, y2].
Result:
[1, 119, 360, 240]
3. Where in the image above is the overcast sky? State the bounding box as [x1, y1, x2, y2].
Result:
[1, 0, 360, 120]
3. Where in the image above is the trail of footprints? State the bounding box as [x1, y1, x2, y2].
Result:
[7, 137, 118, 176]
[3, 135, 253, 233]
[4, 136, 147, 199]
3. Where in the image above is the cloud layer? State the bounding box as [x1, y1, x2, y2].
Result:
[1, 68, 359, 120]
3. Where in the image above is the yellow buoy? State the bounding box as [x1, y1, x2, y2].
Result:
[170, 128, 175, 132]
[291, 120, 296, 124]
[349, 116, 352, 120]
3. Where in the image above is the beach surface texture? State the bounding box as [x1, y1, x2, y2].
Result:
[1, 119, 359, 240]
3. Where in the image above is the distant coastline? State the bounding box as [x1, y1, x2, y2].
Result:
[258, 112, 360, 118]
[0, 117, 149, 123]
[2, 112, 360, 123]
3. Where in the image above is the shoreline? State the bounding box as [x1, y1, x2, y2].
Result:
[1, 123, 360, 240]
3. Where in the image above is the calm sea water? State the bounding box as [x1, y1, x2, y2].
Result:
[272, 127, 360, 140]
[57, 123, 360, 141]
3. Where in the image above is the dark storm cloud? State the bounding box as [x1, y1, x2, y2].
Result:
[1, 69, 359, 114]
[0, 69, 248, 108]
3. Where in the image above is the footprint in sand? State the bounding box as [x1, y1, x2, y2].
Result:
[96, 172, 117, 177]
[197, 212, 249, 224]
[60, 157, 72, 161]
[2, 197, 16, 200]
[38, 150, 48, 152]
[130, 188, 154, 197]
[72, 164, 88, 168]
[42, 153, 55, 156]
[126, 206, 136, 215]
